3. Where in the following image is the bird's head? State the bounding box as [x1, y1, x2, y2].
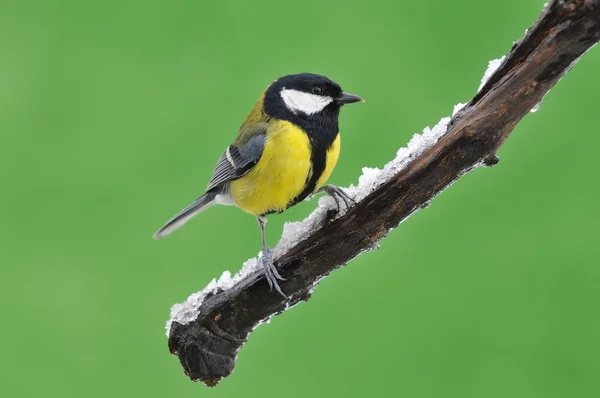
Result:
[263, 73, 362, 120]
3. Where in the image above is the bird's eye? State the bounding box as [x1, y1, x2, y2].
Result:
[312, 86, 323, 95]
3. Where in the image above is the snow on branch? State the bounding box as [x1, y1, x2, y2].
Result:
[166, 0, 600, 387]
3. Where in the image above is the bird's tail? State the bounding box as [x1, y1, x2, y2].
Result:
[153, 192, 217, 240]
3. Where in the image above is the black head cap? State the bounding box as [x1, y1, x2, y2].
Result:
[263, 73, 361, 121]
[269, 73, 342, 99]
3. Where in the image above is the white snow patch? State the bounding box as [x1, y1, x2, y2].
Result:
[478, 56, 505, 92]
[165, 257, 260, 335]
[453, 102, 468, 117]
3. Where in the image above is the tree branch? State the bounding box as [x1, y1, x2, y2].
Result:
[167, 0, 600, 386]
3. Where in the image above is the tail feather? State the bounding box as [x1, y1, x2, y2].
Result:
[153, 192, 216, 239]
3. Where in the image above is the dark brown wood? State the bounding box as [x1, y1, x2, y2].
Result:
[167, 0, 600, 386]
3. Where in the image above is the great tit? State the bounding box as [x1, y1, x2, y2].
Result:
[153, 73, 363, 295]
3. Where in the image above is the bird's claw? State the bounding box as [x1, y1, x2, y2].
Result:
[261, 248, 286, 297]
[322, 185, 356, 213]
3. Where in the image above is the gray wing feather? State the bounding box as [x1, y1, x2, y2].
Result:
[206, 135, 265, 192]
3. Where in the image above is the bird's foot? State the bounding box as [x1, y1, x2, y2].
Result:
[321, 184, 356, 214]
[260, 247, 286, 297]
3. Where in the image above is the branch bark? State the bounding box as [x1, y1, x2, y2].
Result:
[167, 0, 600, 386]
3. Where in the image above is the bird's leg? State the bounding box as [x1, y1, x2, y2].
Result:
[317, 184, 356, 213]
[257, 215, 286, 297]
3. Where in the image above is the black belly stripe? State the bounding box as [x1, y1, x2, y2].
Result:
[287, 119, 339, 209]
[289, 137, 329, 207]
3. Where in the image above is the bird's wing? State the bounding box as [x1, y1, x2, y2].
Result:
[205, 134, 266, 192]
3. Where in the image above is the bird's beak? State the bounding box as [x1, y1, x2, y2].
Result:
[335, 92, 364, 105]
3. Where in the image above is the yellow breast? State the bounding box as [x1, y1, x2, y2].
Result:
[229, 120, 312, 215]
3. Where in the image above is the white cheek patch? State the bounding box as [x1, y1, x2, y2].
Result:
[280, 88, 334, 115]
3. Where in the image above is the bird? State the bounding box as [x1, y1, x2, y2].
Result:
[153, 73, 363, 296]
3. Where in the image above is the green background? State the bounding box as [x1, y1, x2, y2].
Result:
[2, 0, 599, 397]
